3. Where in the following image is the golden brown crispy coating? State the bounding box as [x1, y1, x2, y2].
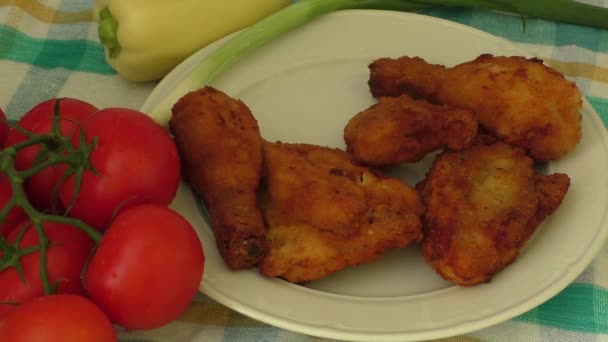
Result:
[369, 54, 582, 161]
[369, 56, 446, 99]
[170, 86, 266, 270]
[259, 142, 423, 283]
[416, 136, 570, 286]
[344, 94, 478, 166]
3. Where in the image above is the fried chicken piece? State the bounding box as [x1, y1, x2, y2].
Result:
[416, 136, 570, 286]
[344, 94, 478, 166]
[259, 142, 423, 283]
[170, 86, 266, 270]
[369, 54, 582, 161]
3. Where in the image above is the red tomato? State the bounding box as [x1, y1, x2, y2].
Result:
[0, 174, 25, 237]
[0, 108, 8, 148]
[59, 108, 180, 231]
[85, 205, 204, 330]
[4, 98, 98, 212]
[0, 294, 117, 342]
[0, 220, 95, 319]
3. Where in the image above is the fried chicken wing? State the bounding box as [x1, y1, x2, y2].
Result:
[169, 86, 266, 270]
[259, 142, 423, 283]
[416, 136, 570, 286]
[369, 54, 582, 161]
[344, 94, 478, 166]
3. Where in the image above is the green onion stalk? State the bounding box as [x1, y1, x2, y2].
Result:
[414, 0, 608, 28]
[0, 101, 102, 296]
[147, 0, 608, 125]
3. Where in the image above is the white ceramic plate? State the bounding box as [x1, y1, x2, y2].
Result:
[141, 10, 608, 342]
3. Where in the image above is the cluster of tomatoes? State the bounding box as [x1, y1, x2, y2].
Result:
[0, 98, 205, 341]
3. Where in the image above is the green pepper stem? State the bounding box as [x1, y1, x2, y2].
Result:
[98, 8, 121, 58]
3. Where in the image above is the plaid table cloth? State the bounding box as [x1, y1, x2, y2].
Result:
[1, 0, 607, 341]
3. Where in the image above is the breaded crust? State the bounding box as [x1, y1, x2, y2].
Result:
[369, 54, 582, 161]
[259, 142, 423, 283]
[417, 136, 570, 286]
[344, 93, 478, 166]
[170, 86, 266, 270]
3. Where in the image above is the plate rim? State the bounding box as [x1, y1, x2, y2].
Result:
[141, 9, 608, 341]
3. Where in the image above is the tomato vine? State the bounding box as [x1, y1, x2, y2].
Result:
[0, 100, 102, 295]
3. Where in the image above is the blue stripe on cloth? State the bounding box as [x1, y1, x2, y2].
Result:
[421, 8, 608, 53]
[514, 283, 608, 334]
[4, 68, 75, 119]
[555, 21, 602, 52]
[0, 25, 114, 75]
[420, 7, 475, 29]
[552, 16, 601, 95]
[4, 0, 102, 118]
[596, 284, 608, 336]
[600, 30, 608, 52]
[588, 97, 608, 126]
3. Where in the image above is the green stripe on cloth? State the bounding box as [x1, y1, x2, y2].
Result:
[514, 283, 608, 334]
[0, 24, 115, 74]
[589, 97, 608, 126]
[555, 22, 602, 53]
[422, 8, 608, 53]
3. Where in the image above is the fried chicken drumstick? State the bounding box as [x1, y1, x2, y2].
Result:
[369, 54, 582, 161]
[417, 136, 570, 286]
[344, 94, 478, 166]
[259, 142, 423, 283]
[170, 86, 266, 270]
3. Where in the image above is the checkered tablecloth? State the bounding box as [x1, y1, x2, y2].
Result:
[1, 1, 608, 341]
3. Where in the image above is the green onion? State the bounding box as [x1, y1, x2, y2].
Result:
[147, 0, 429, 125]
[411, 0, 608, 29]
[147, 0, 608, 126]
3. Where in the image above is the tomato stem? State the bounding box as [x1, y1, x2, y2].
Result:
[8, 165, 54, 293]
[15, 155, 83, 180]
[41, 214, 102, 243]
[0, 195, 17, 226]
[0, 234, 11, 255]
[29, 219, 52, 294]
[0, 99, 103, 296]
[7, 134, 60, 152]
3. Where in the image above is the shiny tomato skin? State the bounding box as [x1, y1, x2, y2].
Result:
[4, 98, 98, 212]
[0, 220, 95, 319]
[0, 294, 117, 342]
[59, 108, 180, 231]
[0, 174, 26, 237]
[85, 205, 204, 330]
[0, 108, 8, 148]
